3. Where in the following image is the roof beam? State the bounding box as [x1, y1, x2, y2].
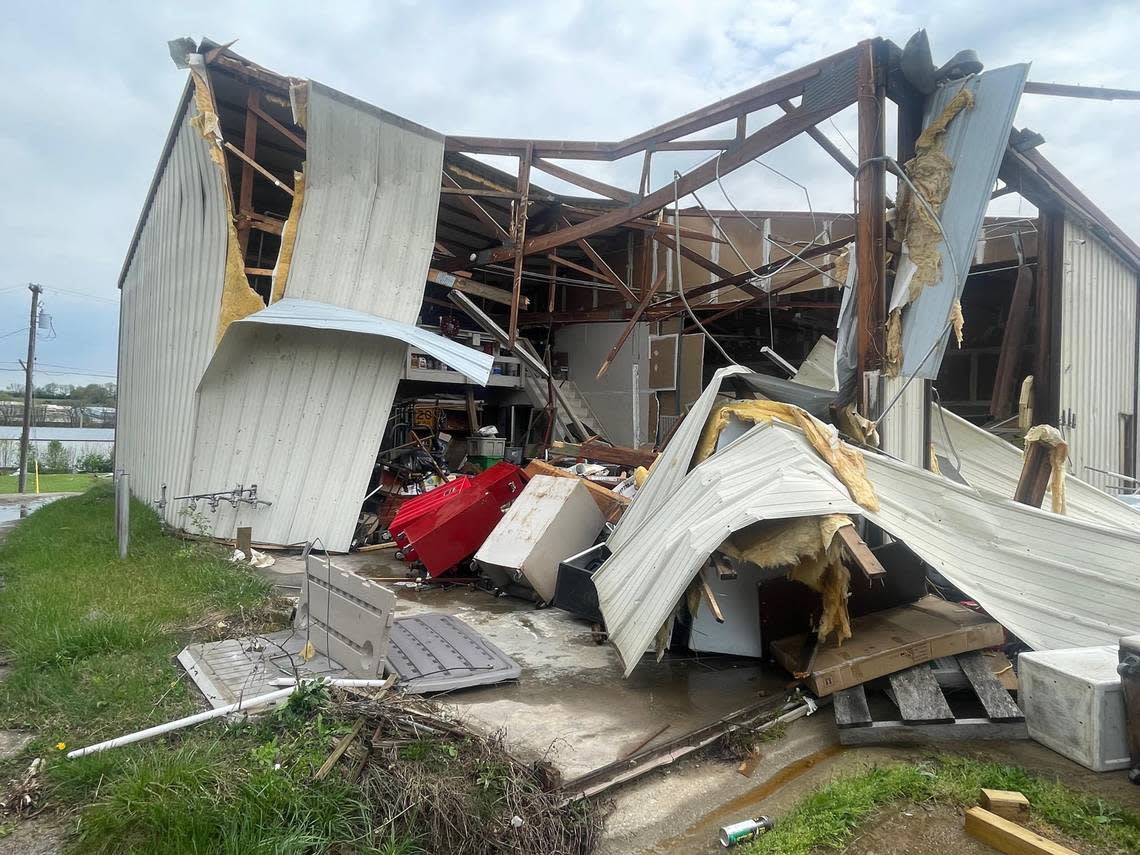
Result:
[532, 158, 638, 204]
[441, 172, 510, 243]
[1023, 81, 1140, 101]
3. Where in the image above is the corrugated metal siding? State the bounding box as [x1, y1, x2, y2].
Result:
[116, 103, 226, 523]
[283, 83, 444, 321]
[1059, 217, 1139, 491]
[182, 90, 446, 551]
[930, 404, 1140, 532]
[879, 373, 925, 468]
[187, 327, 404, 549]
[596, 419, 1140, 673]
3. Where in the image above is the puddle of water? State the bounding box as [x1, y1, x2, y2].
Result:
[0, 495, 62, 524]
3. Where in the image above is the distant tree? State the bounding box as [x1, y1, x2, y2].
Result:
[39, 440, 74, 474]
[77, 451, 113, 473]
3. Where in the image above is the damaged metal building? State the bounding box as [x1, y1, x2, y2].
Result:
[116, 34, 1140, 557]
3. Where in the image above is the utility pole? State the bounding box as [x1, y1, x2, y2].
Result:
[17, 283, 43, 494]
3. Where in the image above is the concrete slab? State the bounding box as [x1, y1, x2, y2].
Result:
[388, 585, 788, 780]
[0, 730, 32, 762]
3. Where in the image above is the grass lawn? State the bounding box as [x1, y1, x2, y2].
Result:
[0, 473, 106, 494]
[0, 485, 416, 853]
[745, 756, 1140, 855]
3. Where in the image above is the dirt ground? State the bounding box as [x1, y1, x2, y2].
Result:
[843, 803, 1094, 855]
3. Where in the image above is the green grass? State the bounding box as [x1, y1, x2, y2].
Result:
[744, 756, 1140, 855]
[0, 473, 106, 494]
[0, 487, 412, 853]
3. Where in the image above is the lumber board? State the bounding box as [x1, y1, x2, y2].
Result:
[964, 806, 1077, 855]
[549, 440, 657, 469]
[839, 719, 1028, 746]
[980, 789, 1031, 824]
[314, 717, 364, 781]
[523, 459, 629, 516]
[833, 685, 872, 729]
[958, 652, 1025, 722]
[887, 665, 954, 724]
[836, 525, 886, 580]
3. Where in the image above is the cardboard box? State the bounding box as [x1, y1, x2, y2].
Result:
[771, 596, 1004, 697]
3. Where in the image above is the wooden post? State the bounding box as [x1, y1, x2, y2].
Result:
[508, 143, 533, 346]
[1013, 442, 1052, 508]
[855, 39, 886, 414]
[237, 89, 260, 256]
[1034, 209, 1064, 426]
[115, 472, 130, 560]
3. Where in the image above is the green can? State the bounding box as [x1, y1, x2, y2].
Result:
[719, 816, 773, 848]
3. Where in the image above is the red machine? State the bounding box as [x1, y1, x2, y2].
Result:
[388, 477, 474, 537]
[391, 461, 527, 576]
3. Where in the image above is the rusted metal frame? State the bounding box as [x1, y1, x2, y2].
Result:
[854, 39, 887, 412]
[532, 158, 637, 204]
[508, 143, 533, 345]
[1023, 81, 1140, 101]
[569, 212, 727, 245]
[547, 253, 623, 286]
[445, 45, 859, 163]
[649, 230, 738, 281]
[223, 141, 294, 197]
[440, 186, 522, 200]
[510, 95, 858, 261]
[247, 101, 305, 151]
[680, 264, 832, 334]
[576, 237, 638, 303]
[441, 173, 511, 243]
[651, 139, 736, 151]
[236, 89, 260, 255]
[652, 235, 851, 309]
[596, 268, 668, 380]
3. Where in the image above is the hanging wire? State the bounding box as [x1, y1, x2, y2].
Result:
[671, 171, 736, 365]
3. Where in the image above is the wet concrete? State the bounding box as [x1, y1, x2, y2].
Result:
[0, 493, 70, 538]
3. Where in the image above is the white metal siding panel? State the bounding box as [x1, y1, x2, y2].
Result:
[595, 420, 1140, 673]
[116, 104, 226, 523]
[187, 327, 403, 550]
[1060, 218, 1139, 491]
[283, 83, 444, 321]
[879, 373, 925, 468]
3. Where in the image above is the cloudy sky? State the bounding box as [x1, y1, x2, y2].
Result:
[2, 0, 1137, 388]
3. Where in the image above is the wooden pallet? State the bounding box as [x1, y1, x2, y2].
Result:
[834, 651, 1028, 745]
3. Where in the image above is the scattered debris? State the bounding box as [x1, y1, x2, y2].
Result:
[719, 815, 773, 848]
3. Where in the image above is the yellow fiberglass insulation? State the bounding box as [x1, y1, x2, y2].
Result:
[187, 65, 267, 346]
[1024, 424, 1069, 514]
[693, 399, 879, 512]
[271, 170, 306, 303]
[719, 515, 855, 644]
[885, 87, 975, 376]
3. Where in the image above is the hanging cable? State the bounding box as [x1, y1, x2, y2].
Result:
[672, 171, 736, 365]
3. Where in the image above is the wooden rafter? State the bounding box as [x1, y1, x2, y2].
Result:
[236, 88, 259, 255]
[575, 233, 637, 303]
[508, 143, 533, 345]
[680, 263, 834, 333]
[441, 172, 510, 242]
[532, 158, 637, 204]
[596, 268, 668, 380]
[248, 101, 305, 151]
[223, 140, 294, 196]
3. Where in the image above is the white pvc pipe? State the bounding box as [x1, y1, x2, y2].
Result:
[66, 686, 297, 760]
[269, 677, 392, 688]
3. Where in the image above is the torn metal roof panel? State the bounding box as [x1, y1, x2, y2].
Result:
[223, 298, 494, 385]
[930, 404, 1140, 533]
[896, 64, 1030, 379]
[596, 419, 1140, 675]
[283, 82, 444, 321]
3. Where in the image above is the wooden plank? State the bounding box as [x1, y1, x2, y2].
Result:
[508, 143, 533, 346]
[248, 101, 305, 151]
[840, 719, 1028, 746]
[235, 526, 252, 556]
[223, 141, 294, 196]
[836, 525, 886, 580]
[964, 806, 1077, 855]
[697, 574, 724, 623]
[427, 268, 521, 308]
[522, 459, 629, 519]
[440, 186, 521, 199]
[833, 686, 872, 729]
[1014, 442, 1052, 508]
[958, 652, 1025, 723]
[980, 789, 1031, 824]
[533, 158, 637, 204]
[549, 440, 657, 469]
[887, 665, 954, 724]
[991, 261, 1035, 418]
[314, 717, 365, 781]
